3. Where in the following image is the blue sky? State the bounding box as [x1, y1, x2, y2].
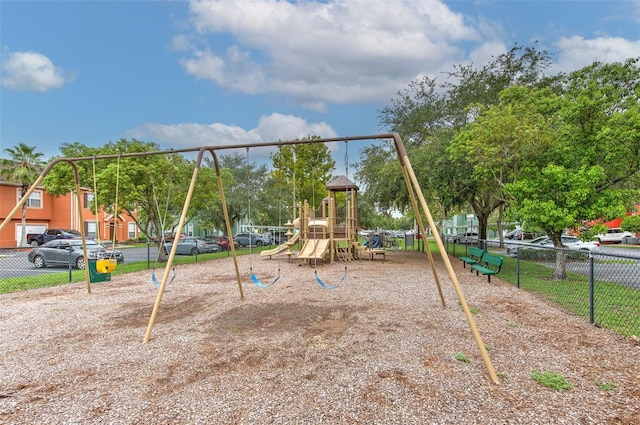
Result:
[2, 0, 639, 166]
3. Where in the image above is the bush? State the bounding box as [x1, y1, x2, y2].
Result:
[519, 248, 587, 262]
[621, 215, 640, 235]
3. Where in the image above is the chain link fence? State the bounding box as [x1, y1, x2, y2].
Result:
[4, 240, 639, 338]
[0, 246, 118, 292]
[447, 239, 640, 338]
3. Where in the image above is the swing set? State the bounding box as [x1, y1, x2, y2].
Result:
[0, 133, 500, 384]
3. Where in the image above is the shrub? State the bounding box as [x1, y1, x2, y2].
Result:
[519, 248, 586, 262]
[621, 215, 640, 235]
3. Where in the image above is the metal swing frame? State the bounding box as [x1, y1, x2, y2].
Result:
[0, 134, 500, 384]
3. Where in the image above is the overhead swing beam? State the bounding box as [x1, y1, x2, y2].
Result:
[0, 133, 499, 383]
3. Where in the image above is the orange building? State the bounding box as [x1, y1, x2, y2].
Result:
[585, 204, 640, 231]
[0, 181, 138, 247]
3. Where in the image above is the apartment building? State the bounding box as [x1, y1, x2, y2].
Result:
[0, 181, 138, 247]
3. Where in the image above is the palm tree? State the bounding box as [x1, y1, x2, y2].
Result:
[0, 143, 46, 246]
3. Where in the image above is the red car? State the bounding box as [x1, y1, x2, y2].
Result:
[205, 236, 239, 251]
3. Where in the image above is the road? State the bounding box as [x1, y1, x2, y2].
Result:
[0, 244, 240, 280]
[2, 243, 639, 281]
[0, 245, 161, 280]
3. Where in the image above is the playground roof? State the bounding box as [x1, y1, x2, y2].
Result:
[326, 175, 358, 191]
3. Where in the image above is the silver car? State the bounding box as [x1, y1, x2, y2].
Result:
[163, 237, 220, 255]
[506, 235, 601, 255]
[233, 232, 271, 247]
[28, 239, 124, 269]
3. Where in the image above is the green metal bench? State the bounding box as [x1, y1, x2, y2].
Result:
[471, 252, 504, 282]
[459, 246, 484, 270]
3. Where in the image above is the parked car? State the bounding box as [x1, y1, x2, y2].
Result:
[204, 235, 240, 251]
[28, 239, 124, 269]
[233, 232, 271, 247]
[504, 229, 538, 240]
[453, 232, 478, 244]
[594, 228, 634, 244]
[163, 237, 220, 255]
[26, 228, 81, 246]
[162, 232, 187, 242]
[506, 235, 601, 255]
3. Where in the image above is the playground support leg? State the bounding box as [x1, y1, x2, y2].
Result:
[393, 134, 500, 385]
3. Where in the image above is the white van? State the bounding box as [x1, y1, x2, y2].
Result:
[595, 228, 634, 244]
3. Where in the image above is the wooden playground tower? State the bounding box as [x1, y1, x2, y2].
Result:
[0, 133, 500, 384]
[295, 175, 362, 263]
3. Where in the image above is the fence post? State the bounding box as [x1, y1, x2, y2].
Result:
[516, 247, 521, 288]
[68, 247, 73, 283]
[589, 254, 595, 324]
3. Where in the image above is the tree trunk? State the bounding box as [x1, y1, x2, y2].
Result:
[549, 232, 567, 280]
[553, 250, 567, 280]
[496, 205, 505, 247]
[476, 212, 489, 248]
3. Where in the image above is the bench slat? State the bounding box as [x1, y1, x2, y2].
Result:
[471, 252, 503, 282]
[459, 246, 484, 270]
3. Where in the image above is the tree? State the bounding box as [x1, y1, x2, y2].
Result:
[448, 86, 560, 243]
[44, 139, 195, 261]
[507, 163, 624, 279]
[368, 44, 554, 241]
[205, 151, 271, 232]
[621, 215, 640, 235]
[193, 164, 234, 234]
[0, 143, 46, 246]
[271, 137, 336, 211]
[457, 58, 640, 279]
[558, 57, 640, 205]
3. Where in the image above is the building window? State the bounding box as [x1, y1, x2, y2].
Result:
[85, 221, 97, 239]
[84, 193, 95, 209]
[128, 223, 137, 240]
[19, 190, 42, 208]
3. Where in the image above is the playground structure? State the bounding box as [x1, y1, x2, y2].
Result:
[266, 174, 368, 264]
[0, 133, 500, 384]
[260, 174, 386, 264]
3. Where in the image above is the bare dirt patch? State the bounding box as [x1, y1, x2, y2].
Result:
[1, 251, 639, 424]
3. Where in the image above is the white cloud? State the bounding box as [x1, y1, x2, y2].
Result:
[124, 113, 338, 161]
[553, 36, 640, 74]
[177, 0, 479, 108]
[172, 0, 639, 111]
[1, 50, 72, 92]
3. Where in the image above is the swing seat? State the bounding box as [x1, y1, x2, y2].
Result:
[96, 258, 117, 273]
